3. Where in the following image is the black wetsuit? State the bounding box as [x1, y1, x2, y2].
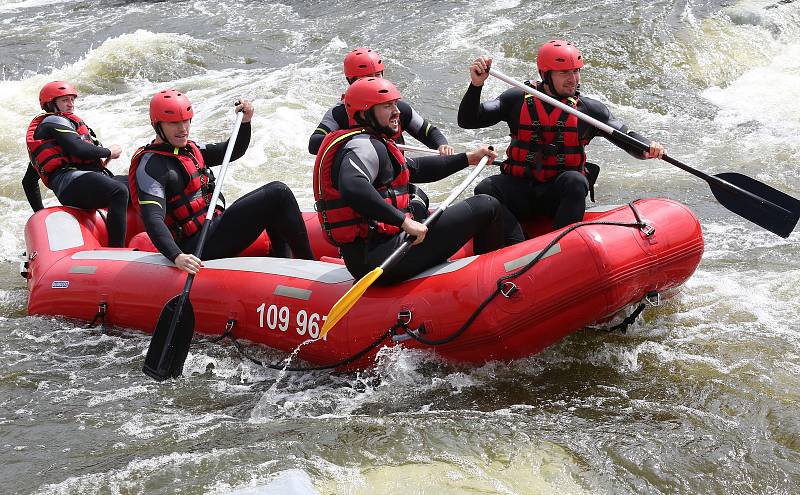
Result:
[310, 100, 449, 220]
[458, 82, 653, 231]
[333, 133, 515, 284]
[23, 114, 129, 247]
[133, 122, 313, 262]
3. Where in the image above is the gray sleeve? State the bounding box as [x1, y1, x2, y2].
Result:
[319, 105, 342, 133]
[41, 115, 75, 128]
[404, 105, 425, 134]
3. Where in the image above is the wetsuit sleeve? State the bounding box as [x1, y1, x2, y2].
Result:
[198, 122, 252, 166]
[308, 104, 346, 155]
[134, 153, 183, 261]
[397, 101, 448, 149]
[22, 163, 44, 212]
[581, 97, 653, 159]
[406, 154, 469, 183]
[457, 84, 521, 129]
[40, 120, 111, 160]
[338, 147, 406, 228]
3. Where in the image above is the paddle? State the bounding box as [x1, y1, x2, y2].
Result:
[396, 143, 441, 154]
[319, 152, 493, 339]
[489, 68, 800, 238]
[142, 108, 245, 381]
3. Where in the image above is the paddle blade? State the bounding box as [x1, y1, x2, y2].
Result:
[320, 267, 384, 339]
[710, 172, 800, 238]
[143, 296, 195, 381]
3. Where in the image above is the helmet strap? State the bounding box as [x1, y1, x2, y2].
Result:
[153, 123, 169, 144]
[357, 108, 394, 138]
[542, 71, 556, 96]
[541, 71, 577, 100]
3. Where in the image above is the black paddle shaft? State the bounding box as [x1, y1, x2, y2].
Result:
[379, 208, 446, 272]
[142, 214, 217, 381]
[613, 130, 799, 238]
[143, 110, 244, 381]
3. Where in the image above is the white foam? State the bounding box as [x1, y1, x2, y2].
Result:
[0, 0, 72, 13]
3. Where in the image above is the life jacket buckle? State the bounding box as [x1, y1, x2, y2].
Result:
[500, 282, 518, 298]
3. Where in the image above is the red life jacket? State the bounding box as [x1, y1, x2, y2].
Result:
[313, 129, 411, 247]
[503, 86, 588, 182]
[128, 141, 220, 241]
[25, 112, 103, 188]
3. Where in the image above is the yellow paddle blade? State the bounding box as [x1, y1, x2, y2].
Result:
[320, 267, 384, 339]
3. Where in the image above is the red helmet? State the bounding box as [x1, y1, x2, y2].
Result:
[536, 40, 584, 73]
[39, 81, 78, 110]
[343, 47, 385, 79]
[149, 89, 194, 124]
[345, 77, 401, 122]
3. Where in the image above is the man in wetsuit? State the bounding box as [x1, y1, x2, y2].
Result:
[458, 40, 665, 237]
[130, 89, 313, 274]
[309, 47, 454, 156]
[314, 77, 517, 284]
[309, 47, 454, 220]
[24, 80, 129, 247]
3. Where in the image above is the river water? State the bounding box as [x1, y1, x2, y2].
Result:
[1, 0, 798, 493]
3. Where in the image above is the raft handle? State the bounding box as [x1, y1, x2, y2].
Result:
[500, 282, 518, 298]
[390, 310, 428, 342]
[396, 309, 412, 326]
[645, 291, 661, 307]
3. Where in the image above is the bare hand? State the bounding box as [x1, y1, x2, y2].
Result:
[401, 216, 428, 246]
[470, 56, 492, 86]
[235, 99, 255, 123]
[108, 144, 122, 160]
[465, 144, 497, 165]
[174, 253, 203, 274]
[438, 144, 455, 156]
[644, 141, 665, 159]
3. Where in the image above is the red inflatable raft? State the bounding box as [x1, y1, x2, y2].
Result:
[23, 199, 703, 369]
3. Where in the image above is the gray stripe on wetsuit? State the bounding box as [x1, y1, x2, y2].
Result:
[135, 153, 166, 202]
[341, 134, 380, 182]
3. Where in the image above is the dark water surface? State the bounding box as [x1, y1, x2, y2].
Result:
[1, 0, 798, 493]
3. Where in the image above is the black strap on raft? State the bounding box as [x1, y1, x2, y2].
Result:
[194, 318, 393, 372]
[399, 201, 655, 347]
[602, 290, 660, 333]
[86, 301, 107, 329]
[605, 303, 646, 333]
[177, 202, 656, 370]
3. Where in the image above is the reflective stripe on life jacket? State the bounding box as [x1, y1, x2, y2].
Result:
[313, 129, 411, 247]
[25, 112, 103, 188]
[129, 141, 220, 241]
[502, 86, 588, 182]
